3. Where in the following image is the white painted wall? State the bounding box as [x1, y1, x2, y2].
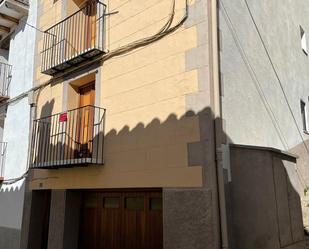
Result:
[3, 0, 37, 179]
[0, 1, 37, 249]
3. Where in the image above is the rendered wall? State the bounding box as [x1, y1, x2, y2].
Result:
[219, 0, 309, 186]
[229, 146, 303, 249]
[30, 0, 212, 191]
[0, 50, 8, 141]
[0, 0, 37, 248]
[26, 0, 221, 248]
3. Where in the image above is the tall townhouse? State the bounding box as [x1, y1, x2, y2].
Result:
[0, 0, 37, 249]
[18, 1, 309, 249]
[20, 0, 224, 249]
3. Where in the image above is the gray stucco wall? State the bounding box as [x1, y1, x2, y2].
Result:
[0, 182, 25, 249]
[219, 0, 309, 185]
[0, 0, 37, 248]
[229, 146, 303, 249]
[163, 188, 214, 249]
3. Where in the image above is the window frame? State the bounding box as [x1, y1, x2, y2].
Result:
[300, 99, 308, 133]
[300, 26, 308, 55]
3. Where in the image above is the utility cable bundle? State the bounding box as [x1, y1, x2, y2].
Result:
[1, 0, 189, 185]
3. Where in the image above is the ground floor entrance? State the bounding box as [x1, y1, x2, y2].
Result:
[78, 190, 163, 249]
[22, 188, 214, 249]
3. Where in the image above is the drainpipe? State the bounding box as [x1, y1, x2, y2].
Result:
[26, 90, 37, 170]
[209, 0, 230, 248]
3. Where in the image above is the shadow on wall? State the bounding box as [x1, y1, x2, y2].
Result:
[227, 146, 305, 249]
[39, 100, 54, 118]
[0, 180, 26, 249]
[31, 100, 106, 168]
[27, 98, 307, 249]
[290, 141, 309, 192]
[28, 105, 219, 249]
[0, 226, 21, 249]
[10, 16, 27, 43]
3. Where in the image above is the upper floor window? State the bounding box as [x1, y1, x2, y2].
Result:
[301, 100, 308, 132]
[300, 26, 308, 55]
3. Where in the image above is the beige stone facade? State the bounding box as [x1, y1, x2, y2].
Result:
[29, 0, 209, 190]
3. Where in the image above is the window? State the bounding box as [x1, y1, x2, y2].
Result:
[103, 197, 120, 209]
[84, 193, 97, 208]
[301, 100, 307, 132]
[125, 197, 144, 210]
[300, 26, 308, 55]
[150, 198, 162, 210]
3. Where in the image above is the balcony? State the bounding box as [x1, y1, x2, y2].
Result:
[30, 105, 106, 169]
[0, 62, 11, 101]
[0, 142, 7, 182]
[41, 0, 106, 76]
[0, 0, 29, 42]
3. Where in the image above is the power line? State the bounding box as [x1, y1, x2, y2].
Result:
[242, 0, 309, 154]
[219, 0, 309, 154]
[20, 20, 45, 34]
[1, 0, 189, 185]
[219, 0, 289, 150]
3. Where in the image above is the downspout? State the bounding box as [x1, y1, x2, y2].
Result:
[26, 90, 37, 170]
[209, 0, 229, 248]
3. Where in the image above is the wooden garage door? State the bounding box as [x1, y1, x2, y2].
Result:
[79, 191, 163, 249]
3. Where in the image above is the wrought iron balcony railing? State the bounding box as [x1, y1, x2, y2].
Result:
[30, 106, 106, 169]
[15, 0, 29, 5]
[0, 142, 7, 181]
[41, 0, 106, 75]
[0, 62, 11, 101]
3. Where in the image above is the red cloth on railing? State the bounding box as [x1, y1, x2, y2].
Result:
[59, 113, 68, 122]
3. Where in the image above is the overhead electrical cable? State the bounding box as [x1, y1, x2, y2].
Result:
[1, 0, 189, 184]
[219, 0, 289, 149]
[243, 0, 309, 154]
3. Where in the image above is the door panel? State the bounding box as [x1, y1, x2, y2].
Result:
[41, 191, 51, 249]
[79, 193, 99, 249]
[99, 194, 123, 249]
[123, 193, 147, 249]
[79, 83, 95, 107]
[68, 0, 97, 57]
[79, 191, 163, 249]
[146, 194, 163, 249]
[77, 83, 95, 157]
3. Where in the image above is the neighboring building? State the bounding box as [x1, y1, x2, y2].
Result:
[219, 0, 309, 247]
[219, 0, 309, 193]
[0, 0, 37, 249]
[7, 0, 309, 249]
